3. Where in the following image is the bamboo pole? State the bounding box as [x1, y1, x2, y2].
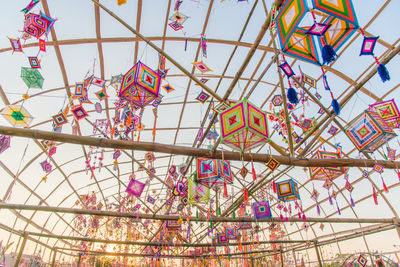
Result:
[269, 30, 294, 156]
[0, 203, 395, 224]
[55, 246, 272, 259]
[27, 231, 307, 247]
[313, 241, 323, 267]
[279, 248, 284, 267]
[51, 249, 57, 267]
[1, 126, 400, 169]
[13, 232, 28, 267]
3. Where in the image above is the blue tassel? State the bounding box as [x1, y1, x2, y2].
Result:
[331, 99, 341, 116]
[316, 203, 320, 216]
[322, 44, 338, 65]
[377, 64, 390, 82]
[287, 87, 299, 105]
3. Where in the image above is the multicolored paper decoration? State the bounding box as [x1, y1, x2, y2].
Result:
[95, 89, 109, 101]
[272, 95, 283, 106]
[188, 173, 210, 204]
[168, 21, 183, 31]
[360, 36, 379, 56]
[252, 201, 272, 220]
[28, 56, 41, 68]
[225, 228, 237, 239]
[24, 12, 55, 39]
[119, 61, 161, 107]
[275, 0, 309, 48]
[0, 135, 11, 154]
[40, 160, 52, 173]
[21, 0, 40, 14]
[195, 91, 210, 104]
[9, 38, 23, 53]
[213, 102, 232, 113]
[200, 34, 207, 57]
[276, 179, 300, 202]
[266, 157, 280, 172]
[192, 61, 212, 73]
[126, 178, 146, 197]
[369, 99, 400, 129]
[52, 112, 68, 127]
[219, 98, 269, 152]
[196, 158, 233, 188]
[71, 105, 89, 121]
[162, 84, 175, 93]
[166, 216, 181, 231]
[281, 28, 322, 65]
[21, 67, 44, 88]
[357, 254, 367, 267]
[344, 110, 397, 153]
[1, 105, 33, 128]
[375, 258, 385, 267]
[215, 233, 228, 245]
[309, 149, 348, 180]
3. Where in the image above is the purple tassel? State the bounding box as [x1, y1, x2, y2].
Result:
[207, 227, 210, 236]
[316, 203, 321, 216]
[302, 214, 306, 221]
[187, 225, 190, 239]
[336, 201, 341, 215]
[350, 195, 355, 207]
[298, 212, 301, 219]
[328, 193, 333, 205]
[285, 217, 288, 222]
[185, 38, 188, 51]
[280, 214, 284, 220]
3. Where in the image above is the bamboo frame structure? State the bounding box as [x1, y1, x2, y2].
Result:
[0, 203, 397, 224]
[1, 125, 400, 168]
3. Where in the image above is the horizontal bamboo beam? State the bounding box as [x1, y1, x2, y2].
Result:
[26, 231, 307, 247]
[55, 246, 273, 259]
[0, 126, 400, 168]
[0, 203, 396, 224]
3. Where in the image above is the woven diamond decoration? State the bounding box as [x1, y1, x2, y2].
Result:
[119, 61, 161, 107]
[272, 95, 283, 106]
[52, 112, 68, 127]
[126, 178, 146, 197]
[21, 67, 44, 89]
[192, 61, 212, 73]
[276, 179, 300, 202]
[344, 110, 397, 153]
[28, 56, 41, 68]
[71, 105, 88, 121]
[360, 36, 379, 56]
[196, 158, 233, 188]
[196, 91, 210, 104]
[369, 99, 400, 129]
[306, 22, 331, 36]
[357, 254, 367, 267]
[1, 105, 33, 128]
[95, 89, 109, 101]
[219, 98, 268, 152]
[225, 228, 237, 239]
[188, 174, 210, 204]
[309, 149, 348, 180]
[252, 201, 272, 220]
